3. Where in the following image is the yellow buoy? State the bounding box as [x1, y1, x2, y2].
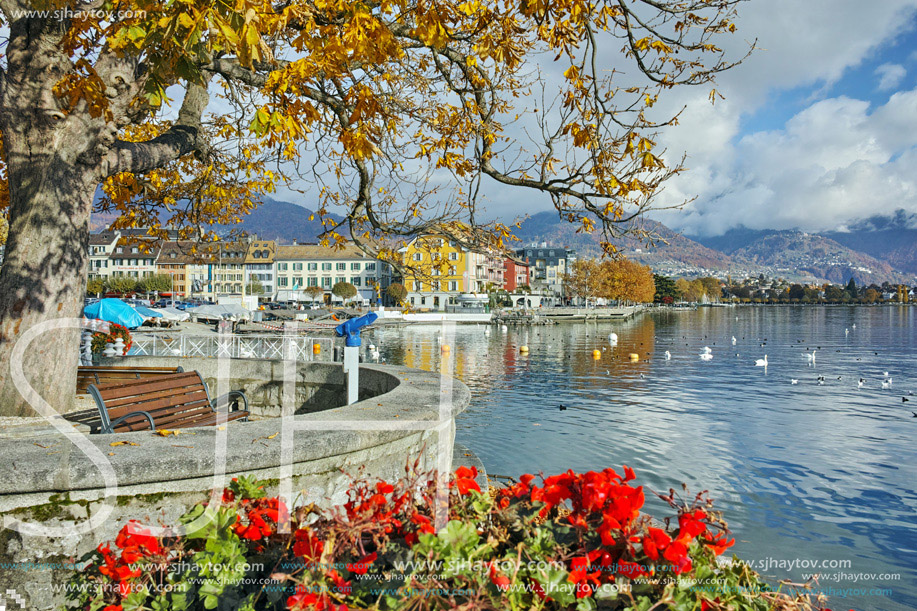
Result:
[520, 345, 529, 353]
[629, 353, 639, 362]
[592, 349, 601, 359]
[312, 343, 321, 354]
[441, 345, 451, 352]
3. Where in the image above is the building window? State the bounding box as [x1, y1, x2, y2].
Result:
[412, 281, 420, 291]
[278, 277, 289, 287]
[350, 262, 360, 271]
[336, 262, 346, 271]
[307, 263, 317, 271]
[352, 277, 361, 286]
[448, 281, 458, 291]
[412, 253, 422, 261]
[322, 263, 332, 271]
[365, 262, 376, 271]
[322, 277, 332, 288]
[131, 247, 139, 254]
[335, 277, 345, 285]
[278, 263, 288, 271]
[433, 281, 441, 291]
[116, 247, 123, 253]
[293, 263, 303, 271]
[308, 277, 318, 287]
[448, 252, 458, 261]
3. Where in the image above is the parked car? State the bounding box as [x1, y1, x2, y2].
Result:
[153, 299, 178, 308]
[268, 302, 289, 310]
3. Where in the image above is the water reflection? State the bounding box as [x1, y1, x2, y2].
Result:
[368, 307, 917, 610]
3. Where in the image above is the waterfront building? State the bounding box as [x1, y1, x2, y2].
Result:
[274, 242, 391, 304]
[244, 239, 276, 301]
[88, 231, 120, 280]
[503, 256, 531, 292]
[108, 237, 160, 280]
[399, 237, 485, 310]
[515, 244, 576, 300]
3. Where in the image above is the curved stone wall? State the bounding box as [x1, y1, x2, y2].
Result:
[0, 356, 469, 609]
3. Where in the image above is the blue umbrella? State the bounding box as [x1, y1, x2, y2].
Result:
[83, 298, 146, 329]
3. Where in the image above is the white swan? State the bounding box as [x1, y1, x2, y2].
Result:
[731, 336, 737, 345]
[881, 380, 890, 389]
[755, 355, 768, 367]
[790, 379, 798, 385]
[664, 350, 671, 360]
[702, 346, 712, 354]
[805, 349, 817, 363]
[699, 352, 713, 361]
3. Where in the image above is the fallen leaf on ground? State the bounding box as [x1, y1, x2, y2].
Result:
[154, 430, 182, 436]
[266, 432, 278, 439]
[110, 441, 139, 447]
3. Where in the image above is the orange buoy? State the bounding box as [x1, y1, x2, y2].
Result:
[312, 343, 321, 354]
[592, 350, 601, 359]
[629, 353, 639, 362]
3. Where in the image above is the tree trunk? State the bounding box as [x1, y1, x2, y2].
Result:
[0, 156, 96, 416]
[0, 17, 101, 417]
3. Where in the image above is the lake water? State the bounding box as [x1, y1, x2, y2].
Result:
[369, 306, 917, 611]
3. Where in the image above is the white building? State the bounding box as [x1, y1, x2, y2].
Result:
[274, 243, 392, 304]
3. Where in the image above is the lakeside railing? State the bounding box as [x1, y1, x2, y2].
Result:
[126, 334, 335, 361]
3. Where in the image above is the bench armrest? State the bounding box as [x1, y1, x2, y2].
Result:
[212, 390, 249, 414]
[109, 411, 156, 433]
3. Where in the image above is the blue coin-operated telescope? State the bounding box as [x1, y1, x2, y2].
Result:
[335, 312, 378, 347]
[335, 312, 378, 404]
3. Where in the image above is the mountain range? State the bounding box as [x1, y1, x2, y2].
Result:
[90, 199, 916, 285]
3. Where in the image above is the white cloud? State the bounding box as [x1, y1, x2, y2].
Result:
[660, 89, 917, 236]
[876, 63, 907, 90]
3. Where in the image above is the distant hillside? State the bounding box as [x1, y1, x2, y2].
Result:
[733, 231, 908, 284]
[823, 211, 917, 274]
[688, 226, 779, 255]
[90, 197, 339, 244]
[230, 197, 340, 242]
[512, 212, 739, 272]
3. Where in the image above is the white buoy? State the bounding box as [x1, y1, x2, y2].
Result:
[731, 336, 737, 345]
[664, 351, 671, 360]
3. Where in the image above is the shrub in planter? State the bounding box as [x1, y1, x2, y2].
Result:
[68, 464, 832, 611]
[90, 323, 133, 355]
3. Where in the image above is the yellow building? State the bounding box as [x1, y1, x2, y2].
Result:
[400, 237, 483, 310]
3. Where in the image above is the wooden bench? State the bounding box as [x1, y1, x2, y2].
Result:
[86, 371, 250, 434]
[76, 365, 185, 395]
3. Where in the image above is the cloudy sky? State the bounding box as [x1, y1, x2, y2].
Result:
[618, 0, 917, 237]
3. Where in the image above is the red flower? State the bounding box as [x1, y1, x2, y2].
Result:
[488, 561, 511, 590]
[453, 466, 481, 495]
[642, 527, 671, 562]
[347, 552, 376, 575]
[568, 556, 601, 598]
[663, 540, 693, 574]
[376, 482, 394, 495]
[293, 529, 324, 560]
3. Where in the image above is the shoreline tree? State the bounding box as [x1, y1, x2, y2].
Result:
[304, 285, 325, 305]
[0, 0, 750, 416]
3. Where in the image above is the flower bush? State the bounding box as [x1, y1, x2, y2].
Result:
[91, 323, 133, 355]
[68, 463, 832, 611]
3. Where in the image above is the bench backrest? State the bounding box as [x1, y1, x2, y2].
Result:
[76, 365, 184, 394]
[89, 371, 213, 432]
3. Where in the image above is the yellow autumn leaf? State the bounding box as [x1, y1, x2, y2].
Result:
[110, 440, 139, 446]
